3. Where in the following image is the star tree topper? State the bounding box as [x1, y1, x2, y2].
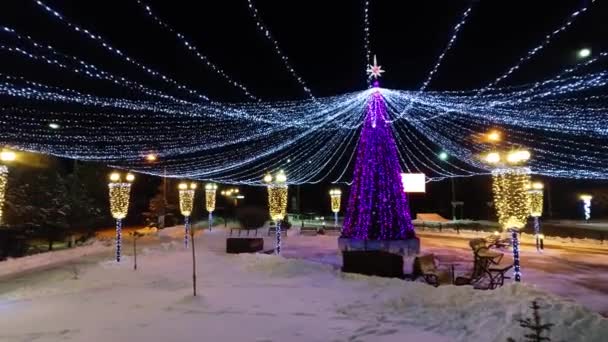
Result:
[366, 55, 385, 79]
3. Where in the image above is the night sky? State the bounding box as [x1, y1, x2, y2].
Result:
[1, 0, 607, 219]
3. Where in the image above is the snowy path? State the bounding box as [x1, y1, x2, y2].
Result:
[0, 227, 607, 341]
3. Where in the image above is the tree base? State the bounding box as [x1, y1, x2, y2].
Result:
[338, 237, 420, 256]
[341, 250, 404, 279]
[226, 238, 264, 254]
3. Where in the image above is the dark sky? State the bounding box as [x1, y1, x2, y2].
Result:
[1, 0, 607, 220]
[0, 1, 606, 101]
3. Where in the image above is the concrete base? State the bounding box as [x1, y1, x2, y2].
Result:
[226, 238, 264, 254]
[338, 237, 420, 256]
[341, 250, 404, 279]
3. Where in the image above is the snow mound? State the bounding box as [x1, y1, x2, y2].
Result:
[236, 253, 336, 277]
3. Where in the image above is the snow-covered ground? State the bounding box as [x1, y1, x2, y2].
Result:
[0, 226, 607, 341]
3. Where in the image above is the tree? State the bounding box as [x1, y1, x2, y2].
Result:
[142, 179, 179, 228]
[508, 301, 555, 342]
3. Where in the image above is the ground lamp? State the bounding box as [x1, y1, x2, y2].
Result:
[527, 182, 544, 252]
[329, 189, 341, 229]
[264, 171, 288, 254]
[108, 172, 134, 262]
[580, 194, 592, 222]
[179, 182, 197, 248]
[486, 149, 531, 282]
[205, 183, 217, 230]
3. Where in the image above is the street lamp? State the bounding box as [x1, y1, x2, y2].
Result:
[108, 172, 134, 262]
[527, 181, 544, 252]
[264, 171, 288, 254]
[0, 151, 16, 162]
[438, 152, 458, 220]
[329, 189, 342, 228]
[205, 183, 217, 230]
[178, 182, 197, 248]
[580, 194, 592, 222]
[486, 149, 531, 282]
[578, 48, 591, 59]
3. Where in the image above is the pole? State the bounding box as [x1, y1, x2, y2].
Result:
[511, 228, 521, 282]
[334, 212, 338, 228]
[208, 212, 213, 231]
[190, 225, 197, 296]
[184, 216, 190, 248]
[450, 177, 456, 221]
[133, 234, 137, 270]
[115, 218, 122, 263]
[275, 220, 281, 254]
[534, 216, 540, 252]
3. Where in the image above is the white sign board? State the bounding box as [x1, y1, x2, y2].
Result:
[401, 173, 426, 193]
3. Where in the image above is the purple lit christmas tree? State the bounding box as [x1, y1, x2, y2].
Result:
[342, 58, 415, 241]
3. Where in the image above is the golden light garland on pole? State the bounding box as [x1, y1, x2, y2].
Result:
[178, 182, 197, 248]
[527, 181, 544, 252]
[264, 170, 288, 254]
[485, 147, 531, 282]
[329, 188, 342, 228]
[205, 183, 217, 230]
[108, 172, 134, 262]
[579, 194, 592, 221]
[0, 165, 7, 224]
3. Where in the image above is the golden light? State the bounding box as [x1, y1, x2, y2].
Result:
[0, 151, 16, 162]
[125, 173, 135, 182]
[0, 165, 7, 223]
[220, 190, 226, 196]
[178, 182, 196, 217]
[506, 150, 531, 164]
[527, 181, 544, 218]
[109, 172, 121, 182]
[580, 194, 593, 201]
[205, 183, 217, 212]
[329, 188, 342, 213]
[491, 167, 531, 229]
[265, 172, 288, 221]
[485, 152, 501, 164]
[108, 183, 132, 220]
[263, 173, 273, 183]
[275, 170, 287, 183]
[145, 153, 157, 162]
[487, 130, 501, 142]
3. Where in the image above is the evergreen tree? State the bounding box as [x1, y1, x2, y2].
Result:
[508, 301, 555, 342]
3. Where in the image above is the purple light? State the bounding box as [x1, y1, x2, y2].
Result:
[342, 90, 415, 240]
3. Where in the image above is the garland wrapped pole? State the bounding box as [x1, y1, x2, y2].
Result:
[179, 181, 197, 296]
[486, 150, 531, 282]
[329, 189, 341, 229]
[527, 182, 544, 252]
[108, 172, 134, 263]
[205, 183, 217, 230]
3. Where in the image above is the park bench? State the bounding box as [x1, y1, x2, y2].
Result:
[454, 239, 512, 289]
[410, 254, 453, 287]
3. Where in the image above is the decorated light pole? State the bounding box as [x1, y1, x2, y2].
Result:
[178, 182, 197, 248]
[205, 183, 217, 230]
[0, 150, 16, 224]
[580, 194, 592, 222]
[264, 170, 288, 254]
[527, 182, 544, 252]
[486, 149, 531, 282]
[329, 189, 341, 229]
[108, 172, 134, 262]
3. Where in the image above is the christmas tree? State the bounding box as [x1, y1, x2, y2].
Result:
[342, 58, 415, 240]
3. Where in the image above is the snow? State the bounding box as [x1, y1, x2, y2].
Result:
[1, 227, 607, 341]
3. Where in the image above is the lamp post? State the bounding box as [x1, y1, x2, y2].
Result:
[264, 171, 288, 254]
[178, 182, 197, 248]
[205, 183, 217, 230]
[527, 181, 544, 252]
[485, 149, 531, 282]
[438, 152, 457, 220]
[329, 189, 341, 229]
[580, 194, 592, 222]
[108, 172, 134, 263]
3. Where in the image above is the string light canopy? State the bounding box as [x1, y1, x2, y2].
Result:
[0, 2, 606, 184]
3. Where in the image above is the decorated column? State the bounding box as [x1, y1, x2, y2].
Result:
[341, 56, 416, 243]
[108, 172, 134, 263]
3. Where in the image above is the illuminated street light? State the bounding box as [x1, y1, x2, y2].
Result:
[145, 153, 157, 162]
[48, 123, 60, 129]
[329, 189, 342, 228]
[578, 48, 591, 58]
[487, 130, 501, 142]
[0, 151, 16, 162]
[108, 172, 134, 262]
[205, 183, 217, 230]
[178, 182, 197, 247]
[264, 171, 288, 254]
[438, 151, 448, 161]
